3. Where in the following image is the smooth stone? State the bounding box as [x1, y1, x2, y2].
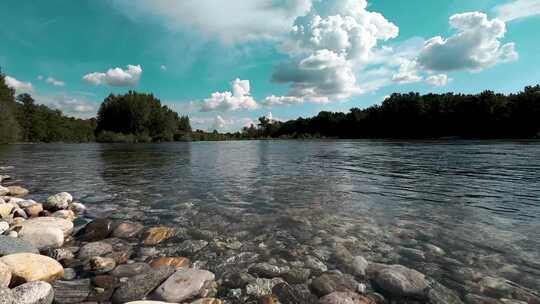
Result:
[0, 261, 11, 288]
[371, 264, 429, 298]
[311, 273, 360, 297]
[319, 291, 373, 304]
[68, 202, 86, 214]
[249, 262, 289, 278]
[190, 299, 223, 304]
[0, 236, 39, 256]
[7, 186, 29, 198]
[272, 282, 319, 304]
[399, 247, 426, 261]
[124, 302, 175, 304]
[304, 256, 328, 274]
[78, 241, 113, 260]
[0, 203, 14, 218]
[92, 275, 120, 289]
[282, 268, 311, 284]
[112, 221, 144, 239]
[52, 279, 92, 304]
[62, 268, 77, 280]
[245, 278, 285, 297]
[0, 253, 64, 284]
[52, 210, 76, 221]
[111, 266, 176, 304]
[177, 239, 209, 254]
[11, 281, 54, 304]
[45, 248, 75, 262]
[19, 226, 64, 250]
[149, 257, 190, 270]
[77, 218, 113, 242]
[141, 227, 176, 246]
[350, 256, 369, 277]
[424, 244, 445, 256]
[222, 272, 256, 289]
[7, 231, 17, 238]
[19, 217, 74, 237]
[86, 256, 116, 274]
[0, 221, 8, 234]
[152, 268, 215, 303]
[44, 192, 72, 211]
[12, 207, 27, 218]
[110, 263, 151, 278]
[23, 203, 43, 218]
[0, 186, 8, 196]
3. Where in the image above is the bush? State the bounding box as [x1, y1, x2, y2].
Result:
[96, 131, 136, 143]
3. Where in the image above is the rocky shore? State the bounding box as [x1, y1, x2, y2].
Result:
[1, 170, 539, 304]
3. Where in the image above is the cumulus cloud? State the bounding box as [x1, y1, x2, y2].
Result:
[494, 0, 540, 22]
[114, 0, 312, 43]
[42, 95, 97, 118]
[83, 64, 142, 87]
[392, 59, 422, 84]
[190, 115, 254, 132]
[418, 12, 518, 72]
[426, 74, 451, 87]
[270, 0, 399, 103]
[160, 65, 167, 71]
[5, 76, 34, 93]
[200, 79, 259, 112]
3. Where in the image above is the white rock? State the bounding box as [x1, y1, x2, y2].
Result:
[19, 226, 65, 250]
[0, 186, 8, 196]
[0, 261, 11, 288]
[44, 192, 72, 211]
[0, 202, 15, 219]
[68, 202, 86, 214]
[20, 217, 74, 237]
[152, 268, 215, 302]
[11, 281, 55, 304]
[0, 221, 9, 234]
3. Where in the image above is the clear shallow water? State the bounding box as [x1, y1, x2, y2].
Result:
[1, 140, 540, 296]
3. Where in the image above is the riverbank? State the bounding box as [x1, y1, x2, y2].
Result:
[0, 168, 539, 304]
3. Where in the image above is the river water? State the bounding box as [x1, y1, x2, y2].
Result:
[1, 140, 539, 299]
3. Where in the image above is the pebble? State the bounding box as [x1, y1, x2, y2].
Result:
[86, 256, 116, 274]
[23, 203, 43, 218]
[0, 253, 64, 284]
[311, 272, 360, 297]
[52, 279, 92, 304]
[52, 210, 76, 221]
[62, 268, 77, 280]
[272, 282, 319, 304]
[0, 261, 11, 288]
[68, 202, 86, 214]
[151, 268, 215, 302]
[149, 257, 190, 270]
[371, 264, 429, 298]
[111, 266, 176, 304]
[112, 221, 144, 239]
[19, 226, 65, 250]
[249, 262, 289, 278]
[141, 226, 176, 245]
[0, 236, 39, 256]
[78, 241, 113, 260]
[110, 262, 151, 277]
[44, 192, 72, 211]
[190, 298, 223, 304]
[0, 203, 14, 218]
[0, 221, 8, 234]
[9, 281, 54, 304]
[7, 186, 29, 198]
[245, 278, 284, 297]
[0, 186, 9, 196]
[19, 217, 74, 237]
[319, 291, 373, 304]
[77, 218, 113, 242]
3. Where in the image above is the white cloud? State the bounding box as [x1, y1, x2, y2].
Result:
[45, 76, 65, 87]
[200, 78, 259, 112]
[418, 12, 518, 72]
[160, 65, 167, 71]
[426, 74, 451, 87]
[270, 0, 399, 103]
[191, 115, 254, 132]
[83, 64, 142, 87]
[114, 0, 313, 43]
[392, 59, 422, 84]
[40, 95, 97, 118]
[494, 0, 540, 22]
[5, 76, 34, 93]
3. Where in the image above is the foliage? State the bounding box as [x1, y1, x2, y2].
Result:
[96, 91, 191, 142]
[244, 86, 540, 139]
[0, 71, 20, 143]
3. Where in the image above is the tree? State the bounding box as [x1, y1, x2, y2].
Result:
[0, 70, 20, 143]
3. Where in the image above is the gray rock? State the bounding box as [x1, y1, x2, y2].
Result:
[111, 221, 144, 239]
[177, 239, 208, 255]
[0, 236, 39, 256]
[0, 222, 9, 235]
[110, 263, 151, 278]
[111, 266, 175, 304]
[249, 262, 289, 278]
[372, 264, 429, 298]
[78, 241, 113, 260]
[399, 247, 426, 261]
[222, 271, 256, 289]
[245, 278, 285, 297]
[77, 218, 113, 242]
[151, 268, 215, 302]
[304, 255, 327, 274]
[272, 282, 318, 304]
[52, 279, 92, 304]
[86, 256, 116, 274]
[311, 272, 359, 297]
[11, 281, 54, 304]
[62, 268, 77, 280]
[45, 248, 75, 262]
[44, 192, 72, 211]
[350, 256, 369, 277]
[428, 281, 464, 304]
[282, 267, 311, 284]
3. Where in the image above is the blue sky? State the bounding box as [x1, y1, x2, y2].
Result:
[1, 0, 539, 131]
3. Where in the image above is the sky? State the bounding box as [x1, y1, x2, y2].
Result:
[1, 0, 539, 132]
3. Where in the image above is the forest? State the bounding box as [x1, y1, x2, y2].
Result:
[1, 68, 539, 143]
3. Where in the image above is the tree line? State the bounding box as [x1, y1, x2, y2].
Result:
[2, 67, 539, 143]
[244, 86, 540, 139]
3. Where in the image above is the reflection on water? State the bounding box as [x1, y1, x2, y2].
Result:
[1, 140, 540, 295]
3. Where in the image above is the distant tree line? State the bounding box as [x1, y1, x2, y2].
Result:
[0, 71, 96, 143]
[243, 86, 540, 139]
